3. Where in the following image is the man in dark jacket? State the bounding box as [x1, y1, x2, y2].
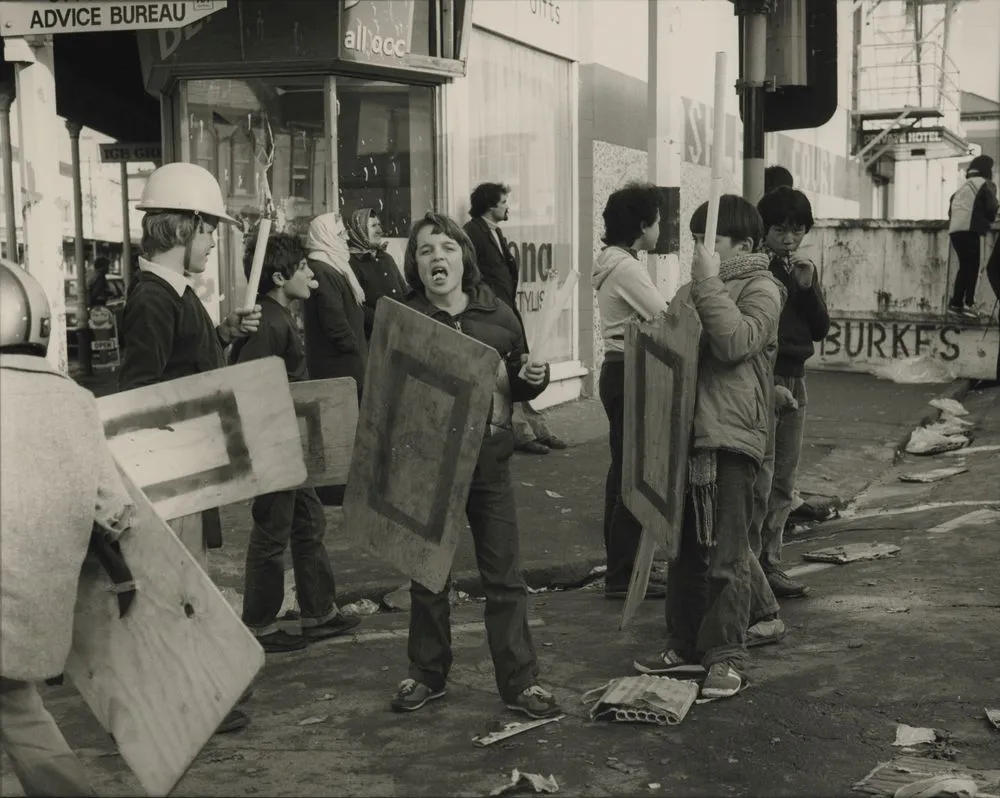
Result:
[463, 183, 566, 455]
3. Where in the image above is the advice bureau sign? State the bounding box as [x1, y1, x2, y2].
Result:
[0, 1, 226, 37]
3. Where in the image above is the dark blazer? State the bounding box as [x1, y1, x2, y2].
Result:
[303, 258, 367, 399]
[463, 217, 520, 314]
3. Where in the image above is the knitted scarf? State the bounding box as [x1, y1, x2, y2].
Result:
[689, 251, 771, 546]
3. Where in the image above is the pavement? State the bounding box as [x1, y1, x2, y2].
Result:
[3, 379, 997, 797]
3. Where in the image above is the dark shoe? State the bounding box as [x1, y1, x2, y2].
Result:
[505, 685, 562, 719]
[633, 649, 705, 676]
[257, 630, 308, 653]
[302, 612, 361, 641]
[604, 578, 666, 600]
[538, 435, 568, 450]
[515, 441, 550, 455]
[390, 679, 446, 712]
[215, 709, 250, 734]
[766, 570, 810, 599]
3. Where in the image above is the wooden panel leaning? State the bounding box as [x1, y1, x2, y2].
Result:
[289, 377, 359, 488]
[65, 467, 265, 797]
[343, 299, 501, 593]
[96, 357, 307, 521]
[620, 294, 703, 629]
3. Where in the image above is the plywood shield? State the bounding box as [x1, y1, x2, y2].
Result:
[289, 378, 359, 488]
[65, 468, 265, 797]
[343, 299, 501, 593]
[97, 357, 307, 521]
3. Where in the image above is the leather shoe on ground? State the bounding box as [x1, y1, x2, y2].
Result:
[767, 570, 810, 599]
[515, 441, 550, 455]
[215, 709, 250, 734]
[538, 435, 568, 450]
[303, 612, 361, 640]
[257, 630, 308, 653]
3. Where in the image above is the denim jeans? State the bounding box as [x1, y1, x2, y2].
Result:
[753, 375, 807, 574]
[242, 487, 337, 636]
[407, 460, 539, 702]
[0, 678, 94, 797]
[598, 358, 645, 590]
[665, 451, 761, 671]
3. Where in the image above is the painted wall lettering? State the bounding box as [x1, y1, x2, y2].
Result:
[819, 321, 962, 362]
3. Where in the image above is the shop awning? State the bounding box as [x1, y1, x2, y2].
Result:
[1, 32, 160, 143]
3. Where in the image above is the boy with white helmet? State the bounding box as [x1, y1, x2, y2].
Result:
[117, 162, 261, 733]
[0, 260, 134, 796]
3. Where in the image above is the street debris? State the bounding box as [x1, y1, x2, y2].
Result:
[929, 398, 969, 417]
[906, 426, 971, 456]
[944, 444, 1000, 457]
[297, 715, 328, 726]
[803, 542, 901, 564]
[874, 354, 956, 384]
[520, 482, 535, 487]
[545, 490, 564, 499]
[490, 769, 559, 795]
[382, 583, 411, 611]
[340, 598, 380, 616]
[473, 715, 563, 747]
[899, 465, 969, 484]
[986, 708, 1000, 731]
[894, 725, 937, 747]
[853, 755, 999, 798]
[648, 783, 661, 790]
[582, 675, 698, 725]
[605, 757, 638, 775]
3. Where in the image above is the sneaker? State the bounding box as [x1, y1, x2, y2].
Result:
[633, 649, 705, 676]
[302, 612, 361, 641]
[747, 617, 786, 648]
[766, 570, 810, 599]
[389, 679, 446, 712]
[256, 630, 308, 653]
[700, 662, 743, 700]
[505, 685, 562, 719]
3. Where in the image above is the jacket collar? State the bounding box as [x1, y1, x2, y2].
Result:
[139, 256, 191, 298]
[409, 282, 499, 319]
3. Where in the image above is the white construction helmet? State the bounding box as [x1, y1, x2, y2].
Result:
[137, 162, 239, 224]
[0, 259, 51, 356]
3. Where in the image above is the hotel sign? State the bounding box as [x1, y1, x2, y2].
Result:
[859, 128, 945, 148]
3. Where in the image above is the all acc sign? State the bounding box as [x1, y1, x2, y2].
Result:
[340, 0, 413, 63]
[0, 1, 226, 37]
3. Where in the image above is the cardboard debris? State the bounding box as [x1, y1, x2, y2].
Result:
[473, 715, 563, 747]
[943, 444, 1000, 457]
[899, 466, 969, 484]
[894, 776, 978, 798]
[582, 675, 698, 725]
[894, 725, 937, 746]
[803, 542, 901, 564]
[986, 708, 1000, 731]
[852, 756, 1000, 797]
[929, 398, 969, 416]
[490, 769, 559, 795]
[906, 427, 971, 456]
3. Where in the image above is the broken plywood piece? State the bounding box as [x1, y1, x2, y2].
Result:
[289, 378, 358, 488]
[66, 468, 264, 797]
[98, 357, 306, 521]
[899, 465, 969, 483]
[852, 756, 1000, 797]
[342, 299, 500, 594]
[803, 542, 901, 564]
[473, 715, 564, 747]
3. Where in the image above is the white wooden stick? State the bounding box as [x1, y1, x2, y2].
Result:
[529, 270, 579, 363]
[242, 217, 272, 309]
[703, 51, 728, 255]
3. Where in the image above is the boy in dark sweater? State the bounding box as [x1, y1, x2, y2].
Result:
[234, 233, 361, 653]
[753, 187, 830, 600]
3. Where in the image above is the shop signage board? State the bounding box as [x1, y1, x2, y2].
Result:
[99, 142, 163, 163]
[0, 1, 227, 37]
[88, 305, 121, 374]
[340, 0, 415, 64]
[859, 128, 945, 148]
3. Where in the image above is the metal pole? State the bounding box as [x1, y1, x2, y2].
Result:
[0, 84, 17, 262]
[66, 120, 91, 375]
[739, 3, 770, 203]
[120, 161, 132, 289]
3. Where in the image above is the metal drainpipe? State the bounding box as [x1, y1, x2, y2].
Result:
[737, 0, 772, 203]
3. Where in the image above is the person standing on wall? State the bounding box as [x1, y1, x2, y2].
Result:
[117, 162, 261, 735]
[463, 182, 567, 455]
[947, 155, 998, 319]
[592, 182, 668, 600]
[346, 207, 408, 341]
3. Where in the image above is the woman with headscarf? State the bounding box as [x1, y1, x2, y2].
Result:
[346, 208, 408, 340]
[303, 212, 367, 399]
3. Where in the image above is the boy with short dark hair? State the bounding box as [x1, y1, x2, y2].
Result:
[753, 187, 830, 600]
[234, 232, 361, 653]
[633, 194, 785, 700]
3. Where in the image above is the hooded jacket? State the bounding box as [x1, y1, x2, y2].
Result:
[592, 246, 668, 358]
[948, 176, 999, 235]
[406, 283, 549, 474]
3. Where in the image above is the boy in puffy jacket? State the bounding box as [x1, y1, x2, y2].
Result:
[948, 155, 999, 318]
[633, 195, 786, 701]
[389, 212, 562, 721]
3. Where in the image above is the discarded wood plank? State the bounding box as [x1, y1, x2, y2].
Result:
[65, 468, 264, 797]
[289, 378, 358, 488]
[898, 465, 968, 483]
[98, 357, 307, 521]
[342, 299, 500, 593]
[802, 542, 901, 564]
[473, 715, 564, 747]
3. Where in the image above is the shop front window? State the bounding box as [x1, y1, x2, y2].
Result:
[182, 75, 434, 318]
[466, 30, 575, 364]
